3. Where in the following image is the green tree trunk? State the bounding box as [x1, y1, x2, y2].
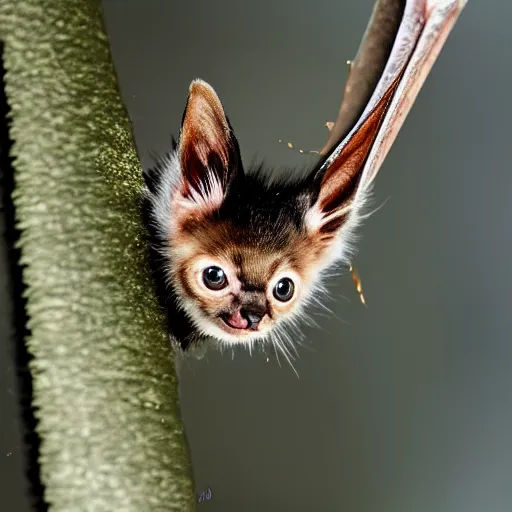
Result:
[0, 0, 195, 510]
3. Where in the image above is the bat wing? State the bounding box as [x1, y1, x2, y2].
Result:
[316, 0, 467, 206]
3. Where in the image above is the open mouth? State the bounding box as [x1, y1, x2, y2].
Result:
[220, 311, 259, 332]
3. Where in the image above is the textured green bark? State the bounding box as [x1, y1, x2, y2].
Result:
[0, 1, 195, 510]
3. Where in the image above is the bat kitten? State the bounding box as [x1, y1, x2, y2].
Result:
[141, 1, 465, 353]
[141, 79, 393, 351]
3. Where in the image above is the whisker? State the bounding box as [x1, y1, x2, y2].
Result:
[280, 330, 299, 359]
[277, 339, 300, 378]
[359, 195, 391, 220]
[275, 331, 298, 363]
[271, 334, 282, 368]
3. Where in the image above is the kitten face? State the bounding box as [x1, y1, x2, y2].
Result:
[142, 79, 373, 350]
[169, 200, 332, 344]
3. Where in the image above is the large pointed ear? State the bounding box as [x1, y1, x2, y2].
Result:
[306, 77, 399, 238]
[176, 79, 242, 213]
[306, 0, 467, 242]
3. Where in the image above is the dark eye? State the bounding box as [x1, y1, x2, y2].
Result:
[273, 278, 295, 302]
[202, 266, 228, 290]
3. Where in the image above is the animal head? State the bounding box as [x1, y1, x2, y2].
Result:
[143, 79, 386, 349]
[140, 0, 466, 351]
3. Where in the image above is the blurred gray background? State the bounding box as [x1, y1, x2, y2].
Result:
[3, 0, 512, 511]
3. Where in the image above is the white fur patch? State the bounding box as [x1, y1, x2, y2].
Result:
[304, 185, 373, 272]
[142, 150, 181, 241]
[174, 169, 225, 214]
[142, 149, 227, 243]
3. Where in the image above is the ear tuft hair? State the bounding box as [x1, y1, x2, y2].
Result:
[176, 79, 242, 214]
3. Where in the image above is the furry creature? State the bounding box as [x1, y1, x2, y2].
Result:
[141, 79, 393, 351]
[140, 0, 466, 353]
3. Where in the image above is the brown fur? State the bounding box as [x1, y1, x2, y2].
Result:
[169, 211, 330, 338]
